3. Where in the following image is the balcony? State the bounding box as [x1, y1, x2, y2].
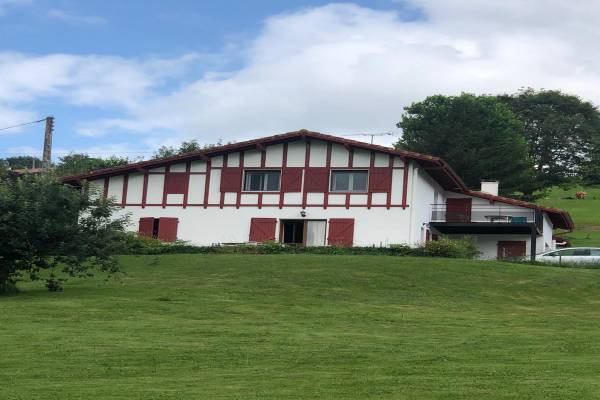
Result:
[430, 204, 541, 235]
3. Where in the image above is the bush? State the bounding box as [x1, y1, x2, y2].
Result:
[119, 235, 479, 259]
[420, 237, 480, 259]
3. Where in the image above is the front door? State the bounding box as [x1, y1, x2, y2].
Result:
[446, 198, 472, 223]
[497, 241, 526, 259]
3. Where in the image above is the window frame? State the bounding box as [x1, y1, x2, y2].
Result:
[242, 169, 282, 192]
[329, 169, 369, 193]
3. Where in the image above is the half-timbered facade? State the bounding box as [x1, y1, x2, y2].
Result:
[63, 130, 573, 260]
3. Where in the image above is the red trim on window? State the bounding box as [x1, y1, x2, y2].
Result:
[183, 162, 191, 208]
[367, 152, 375, 209]
[402, 159, 409, 209]
[121, 174, 129, 208]
[324, 142, 332, 209]
[302, 140, 310, 209]
[102, 177, 109, 199]
[236, 152, 244, 209]
[164, 172, 188, 195]
[161, 165, 170, 208]
[203, 159, 211, 209]
[279, 143, 288, 209]
[141, 171, 148, 208]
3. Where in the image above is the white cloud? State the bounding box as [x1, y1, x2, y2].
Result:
[5, 1, 600, 149]
[47, 9, 107, 25]
[0, 0, 30, 16]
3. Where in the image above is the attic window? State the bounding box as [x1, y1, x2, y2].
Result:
[330, 170, 368, 192]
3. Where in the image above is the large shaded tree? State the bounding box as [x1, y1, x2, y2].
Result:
[396, 93, 533, 196]
[54, 153, 129, 177]
[498, 88, 600, 190]
[0, 173, 127, 293]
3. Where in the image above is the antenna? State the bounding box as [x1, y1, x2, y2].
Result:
[42, 116, 54, 169]
[342, 132, 395, 144]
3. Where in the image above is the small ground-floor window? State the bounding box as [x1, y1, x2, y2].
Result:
[497, 241, 526, 259]
[279, 220, 326, 246]
[138, 217, 179, 242]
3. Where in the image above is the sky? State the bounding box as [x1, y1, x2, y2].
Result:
[1, 0, 600, 161]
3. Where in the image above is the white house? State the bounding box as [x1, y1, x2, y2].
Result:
[63, 130, 573, 260]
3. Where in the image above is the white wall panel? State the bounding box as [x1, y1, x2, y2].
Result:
[309, 140, 327, 167]
[127, 173, 144, 204]
[211, 155, 223, 167]
[241, 194, 258, 204]
[190, 161, 207, 172]
[146, 174, 164, 204]
[262, 194, 280, 204]
[350, 194, 368, 205]
[167, 194, 184, 204]
[284, 192, 302, 204]
[307, 193, 324, 204]
[208, 170, 221, 204]
[107, 175, 124, 203]
[187, 175, 205, 204]
[353, 149, 370, 167]
[224, 192, 237, 204]
[244, 150, 261, 167]
[170, 163, 186, 172]
[330, 144, 349, 167]
[266, 144, 283, 167]
[228, 152, 240, 167]
[286, 141, 306, 167]
[390, 169, 404, 205]
[328, 194, 346, 205]
[374, 153, 390, 167]
[371, 193, 387, 205]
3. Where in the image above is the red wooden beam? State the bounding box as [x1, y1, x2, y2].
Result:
[323, 142, 332, 210]
[141, 172, 148, 208]
[161, 165, 170, 208]
[279, 142, 288, 209]
[301, 140, 310, 209]
[402, 159, 409, 209]
[203, 159, 211, 209]
[121, 174, 129, 208]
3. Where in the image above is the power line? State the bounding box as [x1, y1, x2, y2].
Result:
[0, 118, 46, 132]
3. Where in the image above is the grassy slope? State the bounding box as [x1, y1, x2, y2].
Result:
[538, 186, 600, 247]
[3, 254, 600, 399]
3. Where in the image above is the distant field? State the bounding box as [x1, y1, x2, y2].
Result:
[538, 186, 600, 247]
[3, 254, 600, 399]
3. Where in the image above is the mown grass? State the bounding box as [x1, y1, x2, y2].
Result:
[538, 185, 600, 247]
[3, 254, 600, 399]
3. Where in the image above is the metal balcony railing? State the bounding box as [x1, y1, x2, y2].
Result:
[430, 204, 537, 224]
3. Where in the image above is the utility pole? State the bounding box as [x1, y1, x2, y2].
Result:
[42, 116, 54, 169]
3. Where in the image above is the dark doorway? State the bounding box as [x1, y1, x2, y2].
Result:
[281, 220, 305, 244]
[152, 218, 160, 238]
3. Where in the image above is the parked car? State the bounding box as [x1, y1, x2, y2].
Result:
[537, 248, 600, 264]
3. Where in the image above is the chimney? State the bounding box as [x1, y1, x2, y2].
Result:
[480, 181, 499, 196]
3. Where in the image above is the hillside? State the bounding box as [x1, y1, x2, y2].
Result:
[3, 254, 600, 399]
[538, 186, 600, 247]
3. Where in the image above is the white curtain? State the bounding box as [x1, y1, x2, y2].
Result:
[306, 221, 326, 246]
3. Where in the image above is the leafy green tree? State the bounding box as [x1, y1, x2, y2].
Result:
[0, 173, 127, 293]
[396, 93, 533, 196]
[1, 156, 42, 169]
[153, 139, 224, 159]
[54, 153, 129, 177]
[498, 88, 600, 190]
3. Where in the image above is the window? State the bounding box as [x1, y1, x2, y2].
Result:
[330, 170, 368, 192]
[244, 170, 281, 191]
[551, 248, 591, 256]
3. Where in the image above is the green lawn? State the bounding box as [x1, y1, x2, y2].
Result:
[538, 185, 600, 247]
[3, 254, 600, 399]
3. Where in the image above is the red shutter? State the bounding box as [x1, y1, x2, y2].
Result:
[220, 167, 242, 192]
[446, 198, 472, 223]
[304, 167, 329, 192]
[368, 167, 392, 192]
[157, 217, 178, 242]
[328, 218, 354, 247]
[281, 168, 303, 192]
[249, 218, 277, 242]
[164, 173, 188, 194]
[138, 217, 154, 237]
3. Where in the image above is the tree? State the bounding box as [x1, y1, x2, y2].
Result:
[153, 139, 224, 159]
[0, 173, 127, 293]
[396, 93, 533, 196]
[498, 88, 600, 190]
[54, 153, 129, 177]
[1, 156, 42, 169]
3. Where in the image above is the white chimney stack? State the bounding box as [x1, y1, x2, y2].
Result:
[480, 181, 499, 196]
